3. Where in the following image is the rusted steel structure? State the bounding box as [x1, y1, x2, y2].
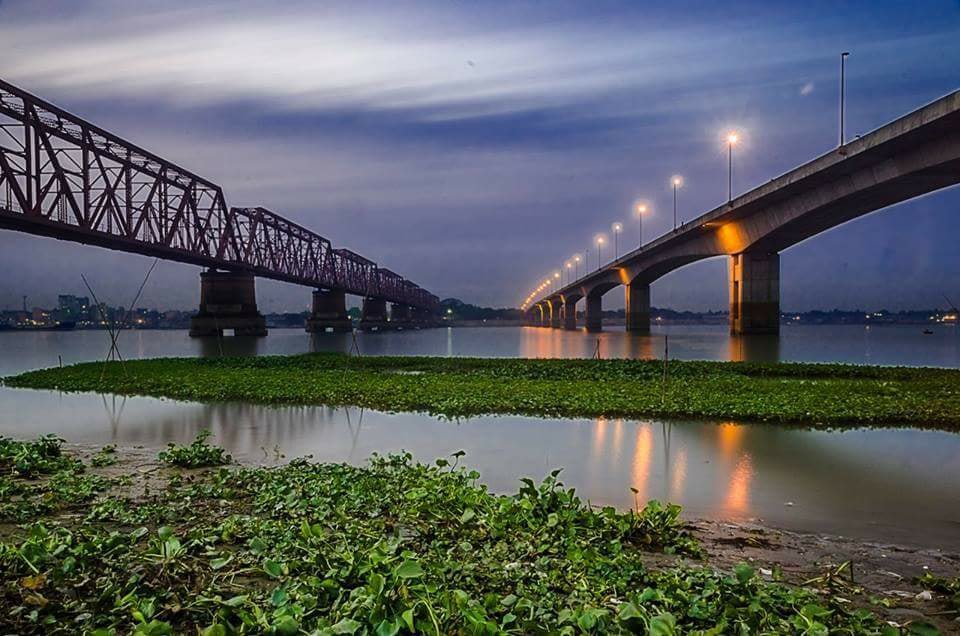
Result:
[0, 78, 438, 328]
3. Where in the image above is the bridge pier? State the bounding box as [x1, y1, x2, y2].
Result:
[730, 251, 780, 335]
[549, 300, 563, 328]
[360, 297, 389, 331]
[305, 288, 352, 333]
[585, 294, 603, 332]
[391, 303, 413, 329]
[563, 298, 579, 330]
[189, 270, 267, 337]
[625, 281, 651, 333]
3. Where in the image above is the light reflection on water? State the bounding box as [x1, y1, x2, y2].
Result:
[1, 326, 960, 548]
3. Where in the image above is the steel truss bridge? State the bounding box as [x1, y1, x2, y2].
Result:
[0, 78, 438, 313]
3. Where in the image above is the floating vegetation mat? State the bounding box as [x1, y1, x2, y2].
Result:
[6, 353, 960, 429]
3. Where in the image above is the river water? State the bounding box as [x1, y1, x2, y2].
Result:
[1, 324, 959, 549]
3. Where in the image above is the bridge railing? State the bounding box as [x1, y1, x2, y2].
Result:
[0, 78, 433, 308]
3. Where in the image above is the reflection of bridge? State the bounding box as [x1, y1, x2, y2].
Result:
[0, 79, 438, 336]
[527, 90, 960, 334]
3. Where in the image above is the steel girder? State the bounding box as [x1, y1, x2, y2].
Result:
[0, 78, 436, 310]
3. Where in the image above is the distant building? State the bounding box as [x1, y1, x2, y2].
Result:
[55, 294, 90, 323]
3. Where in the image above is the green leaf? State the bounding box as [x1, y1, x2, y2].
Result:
[375, 619, 401, 636]
[249, 537, 268, 555]
[460, 508, 476, 524]
[401, 608, 415, 631]
[331, 618, 361, 634]
[210, 556, 232, 570]
[395, 560, 423, 579]
[273, 616, 300, 635]
[222, 595, 247, 607]
[617, 602, 643, 621]
[649, 612, 677, 636]
[263, 559, 284, 578]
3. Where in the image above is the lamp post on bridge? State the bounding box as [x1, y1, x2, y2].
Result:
[565, 261, 573, 286]
[726, 132, 739, 203]
[634, 202, 647, 248]
[611, 222, 622, 259]
[573, 253, 581, 280]
[840, 51, 850, 146]
[671, 176, 683, 230]
[553, 271, 560, 292]
[595, 235, 605, 271]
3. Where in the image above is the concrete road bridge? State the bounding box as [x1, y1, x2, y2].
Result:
[0, 78, 439, 336]
[527, 89, 960, 334]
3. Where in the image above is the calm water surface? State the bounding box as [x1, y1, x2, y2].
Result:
[1, 325, 959, 549]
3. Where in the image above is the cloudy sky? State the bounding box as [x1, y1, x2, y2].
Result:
[1, 0, 959, 312]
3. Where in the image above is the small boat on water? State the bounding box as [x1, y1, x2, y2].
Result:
[923, 328, 934, 335]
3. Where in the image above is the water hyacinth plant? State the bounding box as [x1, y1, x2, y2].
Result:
[7, 353, 960, 429]
[0, 438, 940, 634]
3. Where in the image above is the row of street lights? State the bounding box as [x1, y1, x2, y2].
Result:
[521, 129, 742, 311]
[523, 53, 853, 312]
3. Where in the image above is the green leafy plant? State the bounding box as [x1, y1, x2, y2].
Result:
[157, 431, 231, 468]
[0, 441, 927, 634]
[90, 444, 118, 467]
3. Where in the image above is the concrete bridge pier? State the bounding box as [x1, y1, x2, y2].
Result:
[625, 281, 651, 333]
[189, 269, 267, 337]
[563, 298, 579, 330]
[549, 300, 563, 328]
[305, 288, 352, 333]
[391, 303, 413, 329]
[730, 251, 780, 335]
[360, 297, 389, 331]
[585, 293, 603, 332]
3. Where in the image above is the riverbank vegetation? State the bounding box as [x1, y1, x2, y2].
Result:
[0, 434, 951, 634]
[7, 354, 960, 428]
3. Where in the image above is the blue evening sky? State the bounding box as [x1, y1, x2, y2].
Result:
[0, 0, 958, 311]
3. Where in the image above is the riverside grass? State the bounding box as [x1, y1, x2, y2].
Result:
[0, 435, 934, 634]
[6, 353, 960, 429]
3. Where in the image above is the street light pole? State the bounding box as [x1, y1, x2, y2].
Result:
[840, 51, 849, 146]
[635, 203, 647, 248]
[673, 183, 677, 229]
[728, 141, 733, 202]
[726, 132, 738, 203]
[611, 222, 622, 259]
[671, 176, 682, 229]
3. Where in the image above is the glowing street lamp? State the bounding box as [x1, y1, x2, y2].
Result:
[634, 202, 648, 247]
[573, 253, 582, 280]
[565, 260, 573, 285]
[553, 271, 560, 291]
[671, 175, 683, 229]
[611, 222, 623, 259]
[595, 235, 605, 270]
[725, 131, 739, 203]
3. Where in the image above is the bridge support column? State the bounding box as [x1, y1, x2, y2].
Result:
[730, 251, 780, 335]
[305, 289, 352, 333]
[625, 281, 651, 333]
[360, 297, 389, 331]
[391, 303, 413, 329]
[189, 270, 267, 337]
[585, 294, 603, 332]
[563, 299, 578, 330]
[549, 301, 563, 328]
